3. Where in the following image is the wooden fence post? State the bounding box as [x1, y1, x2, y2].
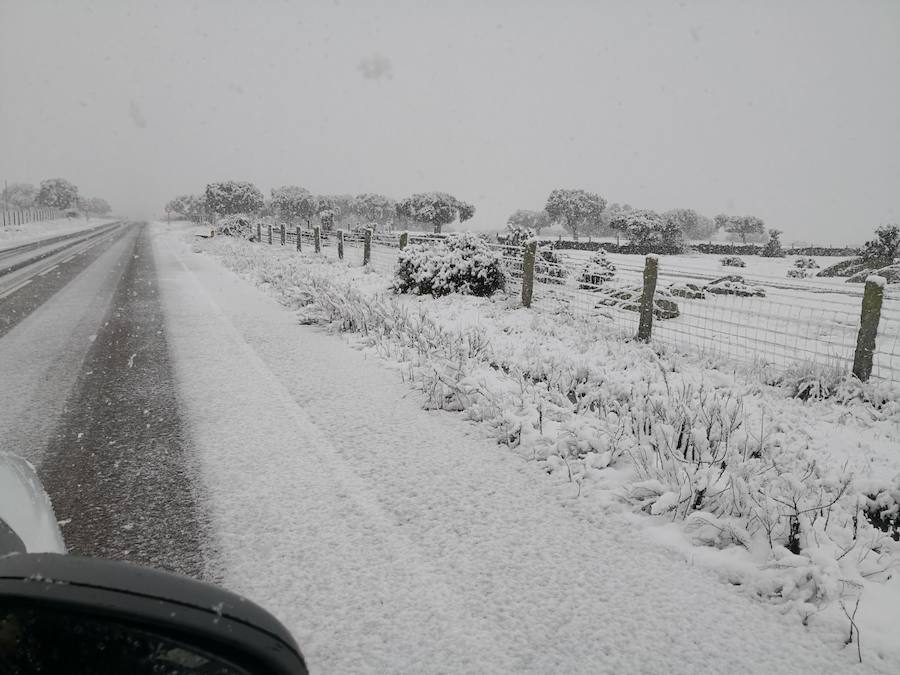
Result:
[280, 224, 286, 245]
[267, 224, 272, 244]
[399, 231, 408, 250]
[521, 240, 537, 308]
[296, 226, 302, 251]
[637, 254, 659, 342]
[314, 226, 321, 253]
[337, 230, 344, 260]
[853, 275, 885, 382]
[257, 223, 262, 242]
[363, 228, 372, 265]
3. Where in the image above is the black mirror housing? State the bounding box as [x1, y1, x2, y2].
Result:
[0, 553, 307, 674]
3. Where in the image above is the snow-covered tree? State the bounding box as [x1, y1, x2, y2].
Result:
[36, 178, 79, 209]
[396, 192, 475, 233]
[1, 183, 37, 209]
[761, 229, 785, 257]
[861, 224, 900, 265]
[205, 181, 264, 216]
[544, 189, 606, 240]
[609, 209, 670, 249]
[721, 214, 765, 244]
[354, 193, 396, 229]
[165, 194, 205, 222]
[663, 208, 715, 240]
[507, 209, 551, 234]
[271, 185, 311, 222]
[83, 197, 111, 216]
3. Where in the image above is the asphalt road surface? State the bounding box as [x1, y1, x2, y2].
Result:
[0, 223, 206, 578]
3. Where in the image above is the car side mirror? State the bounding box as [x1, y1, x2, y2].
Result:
[0, 553, 308, 674]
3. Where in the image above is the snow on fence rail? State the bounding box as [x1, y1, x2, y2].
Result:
[251, 225, 900, 384]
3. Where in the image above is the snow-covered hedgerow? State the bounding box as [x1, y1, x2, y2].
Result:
[392, 232, 505, 297]
[199, 235, 900, 644]
[578, 250, 616, 289]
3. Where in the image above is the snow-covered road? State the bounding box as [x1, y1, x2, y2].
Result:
[152, 223, 892, 674]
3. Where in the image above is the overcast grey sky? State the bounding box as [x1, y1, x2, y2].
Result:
[1, 0, 898, 243]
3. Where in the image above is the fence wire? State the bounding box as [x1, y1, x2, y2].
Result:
[252, 229, 900, 384]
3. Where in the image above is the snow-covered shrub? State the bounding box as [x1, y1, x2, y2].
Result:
[594, 285, 680, 319]
[503, 225, 535, 247]
[392, 232, 505, 297]
[705, 275, 766, 298]
[668, 282, 706, 299]
[215, 213, 255, 239]
[720, 256, 746, 268]
[578, 250, 616, 289]
[862, 479, 900, 541]
[794, 257, 820, 269]
[787, 268, 811, 279]
[534, 249, 567, 285]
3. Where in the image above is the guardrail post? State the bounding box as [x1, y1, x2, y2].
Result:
[399, 231, 408, 250]
[314, 226, 321, 253]
[363, 228, 372, 266]
[521, 240, 537, 308]
[337, 230, 344, 260]
[296, 226, 302, 251]
[267, 224, 272, 245]
[853, 275, 885, 382]
[637, 254, 659, 342]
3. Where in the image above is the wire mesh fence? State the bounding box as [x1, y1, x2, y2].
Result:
[253, 226, 900, 384]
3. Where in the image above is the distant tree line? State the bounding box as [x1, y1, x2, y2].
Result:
[2, 178, 111, 216]
[166, 181, 476, 234]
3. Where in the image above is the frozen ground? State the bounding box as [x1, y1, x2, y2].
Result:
[156, 222, 900, 673]
[0, 217, 116, 250]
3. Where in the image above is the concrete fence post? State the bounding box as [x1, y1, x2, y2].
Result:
[280, 224, 286, 245]
[296, 226, 302, 251]
[399, 231, 408, 250]
[337, 230, 344, 260]
[363, 228, 372, 266]
[637, 254, 659, 342]
[314, 226, 321, 253]
[853, 275, 885, 382]
[267, 224, 273, 245]
[521, 240, 537, 308]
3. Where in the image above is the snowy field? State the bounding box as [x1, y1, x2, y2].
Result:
[0, 217, 117, 250]
[167, 222, 900, 673]
[357, 239, 900, 384]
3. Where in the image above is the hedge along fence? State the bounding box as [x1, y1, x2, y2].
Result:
[1, 208, 64, 227]
[254, 224, 899, 385]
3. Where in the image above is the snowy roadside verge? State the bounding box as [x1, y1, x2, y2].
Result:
[0, 217, 117, 250]
[186, 230, 900, 669]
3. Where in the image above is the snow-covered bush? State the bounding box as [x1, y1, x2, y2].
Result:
[705, 275, 766, 298]
[720, 256, 746, 268]
[787, 268, 811, 279]
[794, 257, 820, 269]
[215, 213, 255, 238]
[534, 249, 567, 285]
[594, 285, 680, 319]
[392, 232, 505, 297]
[669, 282, 706, 299]
[578, 250, 616, 289]
[503, 225, 535, 247]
